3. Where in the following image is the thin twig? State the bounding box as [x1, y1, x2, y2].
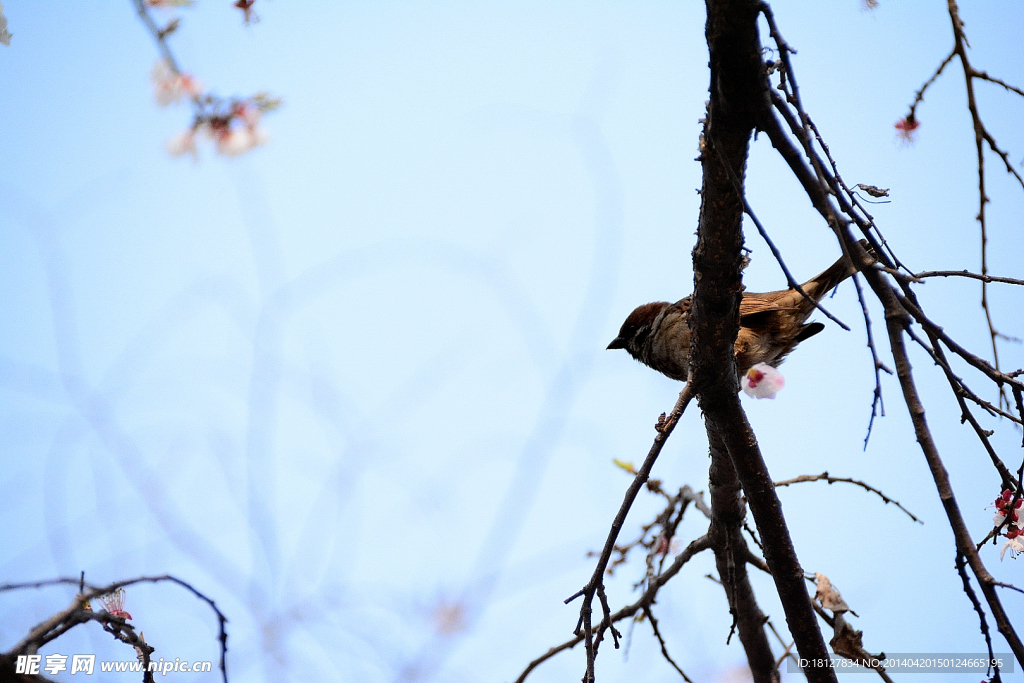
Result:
[773, 472, 921, 523]
[885, 295, 1024, 662]
[955, 554, 1001, 682]
[852, 272, 890, 450]
[643, 606, 694, 681]
[565, 385, 693, 682]
[993, 580, 1024, 596]
[516, 535, 711, 683]
[915, 270, 1024, 287]
[904, 326, 1023, 424]
[903, 325, 1020, 491]
[972, 70, 1024, 98]
[895, 293, 1024, 393]
[767, 619, 798, 670]
[763, 90, 895, 450]
[131, 0, 185, 77]
[906, 49, 957, 122]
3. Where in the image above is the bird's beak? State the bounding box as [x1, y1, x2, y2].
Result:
[607, 336, 626, 350]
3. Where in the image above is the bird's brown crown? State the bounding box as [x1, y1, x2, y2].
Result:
[607, 301, 668, 351]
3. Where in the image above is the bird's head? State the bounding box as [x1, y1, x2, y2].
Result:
[607, 302, 668, 359]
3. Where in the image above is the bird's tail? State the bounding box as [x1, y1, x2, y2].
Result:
[803, 239, 874, 299]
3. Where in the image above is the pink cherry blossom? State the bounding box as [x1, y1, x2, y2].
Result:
[151, 59, 203, 107]
[233, 101, 262, 128]
[215, 125, 268, 157]
[166, 129, 198, 158]
[742, 363, 785, 399]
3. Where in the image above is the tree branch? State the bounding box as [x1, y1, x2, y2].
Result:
[518, 535, 711, 683]
[773, 472, 921, 523]
[565, 385, 693, 682]
[690, 2, 836, 681]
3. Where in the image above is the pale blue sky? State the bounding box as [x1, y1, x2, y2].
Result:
[2, 2, 1023, 682]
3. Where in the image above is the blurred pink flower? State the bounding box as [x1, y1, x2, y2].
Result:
[993, 489, 1022, 527]
[215, 124, 268, 156]
[895, 116, 920, 143]
[151, 59, 203, 106]
[431, 600, 467, 636]
[166, 128, 198, 158]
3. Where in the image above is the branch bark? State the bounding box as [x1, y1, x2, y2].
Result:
[692, 2, 836, 682]
[708, 429, 778, 683]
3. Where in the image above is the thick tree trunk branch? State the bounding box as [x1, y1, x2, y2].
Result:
[694, 2, 837, 682]
[708, 429, 779, 683]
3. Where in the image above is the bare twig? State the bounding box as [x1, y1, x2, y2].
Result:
[884, 292, 1024, 663]
[516, 535, 711, 683]
[993, 580, 1024, 596]
[905, 49, 957, 123]
[767, 619, 798, 669]
[852, 271, 891, 450]
[131, 0, 186, 79]
[773, 472, 921, 523]
[915, 270, 1024, 287]
[903, 325, 1018, 489]
[565, 385, 693, 682]
[973, 70, 1024, 98]
[643, 606, 693, 681]
[954, 554, 1002, 682]
[895, 294, 1024, 397]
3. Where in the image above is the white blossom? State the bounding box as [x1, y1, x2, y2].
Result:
[993, 512, 1022, 530]
[151, 59, 202, 106]
[216, 125, 268, 156]
[166, 129, 198, 158]
[1001, 536, 1024, 560]
[234, 102, 262, 128]
[742, 363, 785, 399]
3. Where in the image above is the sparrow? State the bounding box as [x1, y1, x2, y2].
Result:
[607, 249, 862, 381]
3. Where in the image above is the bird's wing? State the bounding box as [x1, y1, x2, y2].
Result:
[738, 295, 796, 318]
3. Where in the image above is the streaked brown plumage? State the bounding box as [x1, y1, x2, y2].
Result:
[607, 250, 859, 381]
